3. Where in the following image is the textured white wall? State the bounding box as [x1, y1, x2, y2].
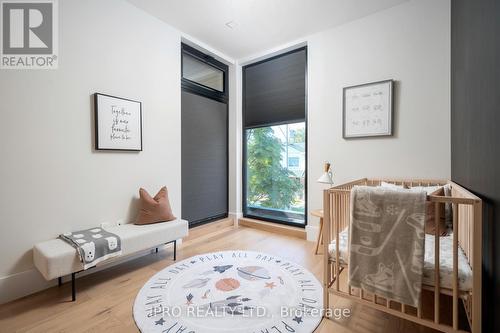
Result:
[306, 0, 451, 235]
[0, 0, 183, 303]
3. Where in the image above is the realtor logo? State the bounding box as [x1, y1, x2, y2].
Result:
[1, 0, 58, 69]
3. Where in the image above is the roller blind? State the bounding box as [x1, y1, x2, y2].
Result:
[243, 48, 306, 128]
[181, 91, 228, 225]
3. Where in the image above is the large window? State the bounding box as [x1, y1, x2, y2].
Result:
[243, 47, 307, 226]
[181, 44, 228, 227]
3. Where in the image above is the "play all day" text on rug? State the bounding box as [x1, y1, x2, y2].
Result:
[133, 250, 323, 333]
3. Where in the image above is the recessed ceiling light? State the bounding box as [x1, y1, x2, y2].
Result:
[225, 21, 238, 29]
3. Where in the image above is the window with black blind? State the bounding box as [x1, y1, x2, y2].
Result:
[181, 44, 228, 227]
[242, 47, 307, 226]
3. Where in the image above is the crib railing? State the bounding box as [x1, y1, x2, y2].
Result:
[323, 178, 482, 333]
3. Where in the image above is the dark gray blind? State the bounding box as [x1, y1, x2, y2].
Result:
[182, 91, 228, 224]
[243, 48, 306, 128]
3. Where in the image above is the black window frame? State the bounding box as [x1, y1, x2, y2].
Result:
[181, 43, 229, 228]
[181, 43, 228, 104]
[242, 46, 308, 228]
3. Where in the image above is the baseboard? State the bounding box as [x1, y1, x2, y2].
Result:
[305, 225, 320, 242]
[0, 240, 180, 305]
[184, 217, 235, 242]
[0, 268, 55, 305]
[238, 218, 307, 239]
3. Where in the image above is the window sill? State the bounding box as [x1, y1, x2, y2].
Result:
[238, 218, 307, 239]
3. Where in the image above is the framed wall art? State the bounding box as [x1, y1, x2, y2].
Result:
[343, 79, 394, 139]
[94, 93, 142, 151]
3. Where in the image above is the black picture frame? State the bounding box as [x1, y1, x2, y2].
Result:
[94, 93, 143, 151]
[342, 79, 394, 139]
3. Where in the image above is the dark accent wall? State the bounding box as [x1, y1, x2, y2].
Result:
[451, 0, 500, 331]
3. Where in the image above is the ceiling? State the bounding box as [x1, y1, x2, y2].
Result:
[127, 0, 408, 60]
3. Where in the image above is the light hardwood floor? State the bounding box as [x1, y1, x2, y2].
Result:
[0, 224, 439, 333]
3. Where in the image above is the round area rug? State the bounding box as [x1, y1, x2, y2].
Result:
[134, 250, 323, 333]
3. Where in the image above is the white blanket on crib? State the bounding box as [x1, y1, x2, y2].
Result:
[348, 186, 426, 307]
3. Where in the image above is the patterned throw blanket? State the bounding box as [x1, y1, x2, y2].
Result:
[59, 227, 122, 270]
[348, 186, 426, 307]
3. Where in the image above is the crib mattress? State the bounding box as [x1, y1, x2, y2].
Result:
[328, 229, 473, 291]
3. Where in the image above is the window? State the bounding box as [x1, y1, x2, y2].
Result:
[182, 53, 224, 92]
[181, 44, 227, 103]
[181, 44, 228, 227]
[242, 47, 307, 226]
[245, 123, 305, 224]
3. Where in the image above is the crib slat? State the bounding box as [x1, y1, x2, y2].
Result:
[323, 189, 331, 315]
[452, 203, 459, 330]
[417, 296, 422, 318]
[345, 192, 348, 230]
[472, 201, 482, 333]
[335, 193, 340, 292]
[434, 202, 440, 324]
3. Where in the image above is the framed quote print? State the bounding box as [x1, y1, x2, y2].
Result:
[343, 79, 394, 139]
[94, 93, 142, 151]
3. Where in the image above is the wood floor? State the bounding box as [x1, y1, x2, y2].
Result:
[0, 224, 440, 333]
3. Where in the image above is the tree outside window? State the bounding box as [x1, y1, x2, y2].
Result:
[246, 123, 305, 215]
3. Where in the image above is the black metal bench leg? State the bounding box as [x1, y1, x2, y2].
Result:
[71, 273, 76, 301]
[155, 247, 158, 253]
[58, 277, 62, 287]
[173, 240, 177, 261]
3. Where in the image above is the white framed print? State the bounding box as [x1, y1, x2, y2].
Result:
[343, 79, 394, 139]
[94, 93, 142, 151]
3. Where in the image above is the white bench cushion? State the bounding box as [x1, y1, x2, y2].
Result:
[33, 219, 188, 280]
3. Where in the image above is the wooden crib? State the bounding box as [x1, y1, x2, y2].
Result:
[322, 178, 482, 333]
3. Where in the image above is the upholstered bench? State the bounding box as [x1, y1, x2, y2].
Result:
[33, 219, 188, 301]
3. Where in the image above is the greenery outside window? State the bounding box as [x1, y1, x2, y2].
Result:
[245, 122, 306, 225]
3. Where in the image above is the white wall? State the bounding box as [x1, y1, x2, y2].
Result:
[228, 64, 242, 220]
[307, 0, 451, 236]
[0, 0, 185, 304]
